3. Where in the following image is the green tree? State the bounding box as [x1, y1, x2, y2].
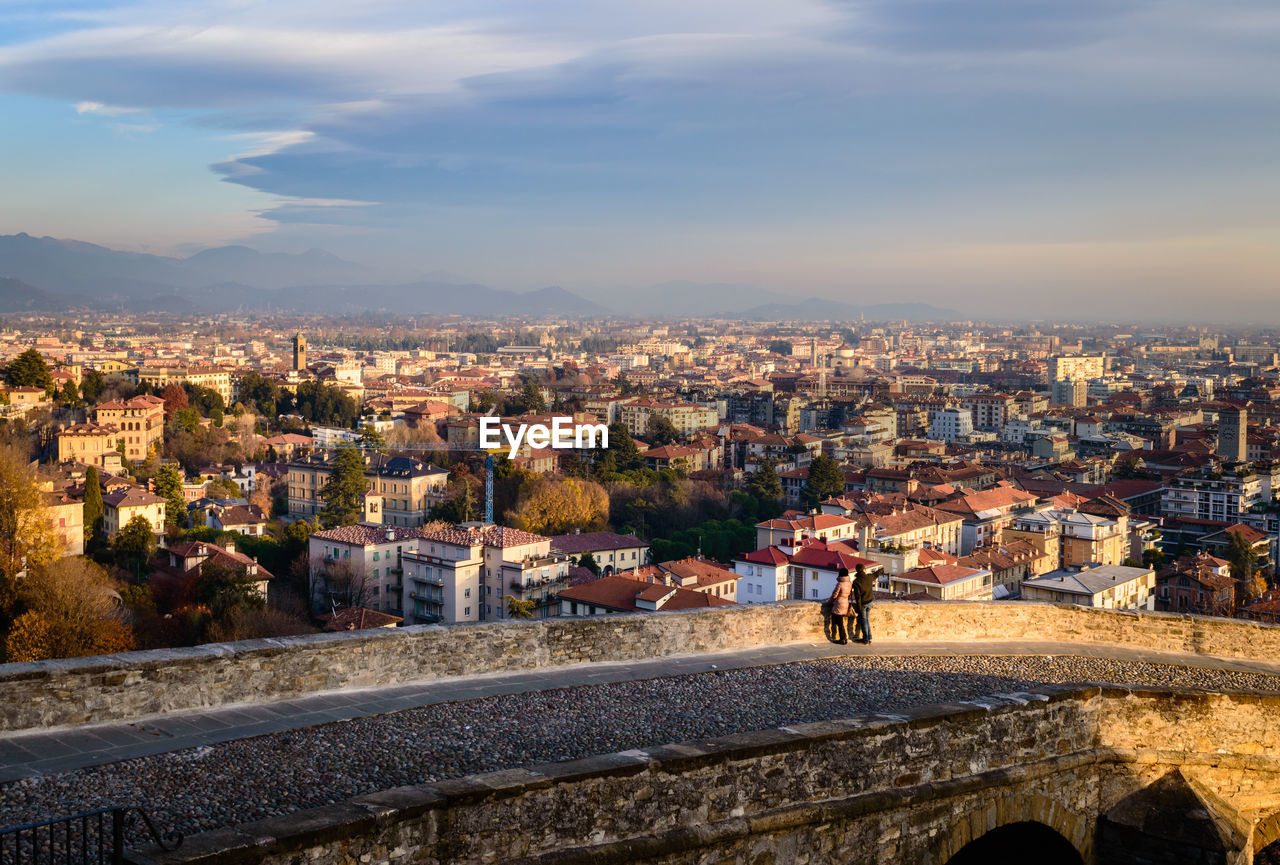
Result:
[58, 379, 80, 406]
[767, 339, 792, 355]
[801, 454, 845, 508]
[1142, 548, 1166, 570]
[577, 551, 601, 575]
[1227, 529, 1259, 588]
[114, 514, 157, 581]
[172, 407, 200, 434]
[646, 414, 680, 446]
[83, 466, 104, 546]
[3, 349, 53, 391]
[319, 447, 367, 528]
[358, 424, 388, 453]
[196, 559, 265, 618]
[80, 369, 105, 403]
[155, 465, 188, 528]
[470, 390, 497, 413]
[517, 378, 546, 414]
[745, 460, 783, 504]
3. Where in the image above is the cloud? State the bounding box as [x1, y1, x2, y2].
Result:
[74, 100, 141, 115]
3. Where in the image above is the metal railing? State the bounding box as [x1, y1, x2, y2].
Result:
[0, 806, 181, 864]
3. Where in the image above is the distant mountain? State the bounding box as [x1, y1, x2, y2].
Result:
[0, 277, 66, 312]
[0, 234, 605, 317]
[596, 281, 793, 317]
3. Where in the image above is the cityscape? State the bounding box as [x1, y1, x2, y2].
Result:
[3, 0, 1280, 862]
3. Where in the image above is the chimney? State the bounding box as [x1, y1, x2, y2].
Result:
[386, 526, 395, 542]
[224, 539, 235, 555]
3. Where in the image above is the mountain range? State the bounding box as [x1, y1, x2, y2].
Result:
[0, 233, 956, 321]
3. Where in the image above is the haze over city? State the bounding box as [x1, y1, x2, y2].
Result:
[2, 0, 1279, 320]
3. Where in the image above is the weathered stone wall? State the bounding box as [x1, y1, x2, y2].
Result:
[9, 600, 1280, 731]
[125, 687, 1280, 865]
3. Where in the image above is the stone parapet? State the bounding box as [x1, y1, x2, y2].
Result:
[5, 600, 1280, 731]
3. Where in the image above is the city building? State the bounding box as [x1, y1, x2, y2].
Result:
[94, 394, 165, 462]
[547, 531, 649, 575]
[102, 487, 166, 539]
[1218, 404, 1247, 462]
[1021, 564, 1156, 610]
[558, 574, 736, 616]
[287, 453, 449, 527]
[308, 524, 421, 617]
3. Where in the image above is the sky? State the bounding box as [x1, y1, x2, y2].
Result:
[1, 0, 1279, 318]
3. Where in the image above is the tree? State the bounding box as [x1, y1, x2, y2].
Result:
[517, 378, 546, 414]
[1142, 548, 1166, 570]
[3, 558, 134, 662]
[594, 422, 642, 475]
[3, 349, 52, 391]
[80, 369, 105, 403]
[508, 477, 609, 535]
[312, 558, 371, 611]
[358, 424, 388, 454]
[647, 414, 680, 446]
[0, 442, 61, 614]
[432, 479, 479, 524]
[1227, 529, 1259, 590]
[470, 390, 497, 413]
[114, 514, 157, 580]
[319, 447, 366, 528]
[155, 465, 188, 528]
[196, 559, 265, 618]
[161, 383, 188, 418]
[205, 477, 243, 499]
[745, 460, 783, 504]
[172, 407, 200, 434]
[801, 454, 845, 508]
[83, 465, 104, 547]
[58, 378, 80, 405]
[577, 552, 601, 575]
[506, 596, 536, 619]
[767, 339, 793, 355]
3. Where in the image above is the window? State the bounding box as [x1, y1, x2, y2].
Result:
[465, 607, 471, 616]
[372, 568, 379, 577]
[464, 588, 471, 598]
[811, 588, 818, 598]
[373, 551, 380, 561]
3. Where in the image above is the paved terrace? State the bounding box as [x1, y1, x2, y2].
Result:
[5, 637, 1280, 847]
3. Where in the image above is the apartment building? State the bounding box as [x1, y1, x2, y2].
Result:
[1162, 467, 1263, 523]
[309, 524, 422, 616]
[287, 453, 449, 527]
[56, 423, 124, 467]
[137, 365, 233, 404]
[102, 487, 166, 539]
[618, 398, 718, 437]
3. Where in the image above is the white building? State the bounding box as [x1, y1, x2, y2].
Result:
[926, 407, 974, 443]
[733, 547, 791, 603]
[1021, 564, 1156, 610]
[308, 524, 422, 617]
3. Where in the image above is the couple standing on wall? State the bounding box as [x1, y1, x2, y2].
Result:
[826, 564, 875, 645]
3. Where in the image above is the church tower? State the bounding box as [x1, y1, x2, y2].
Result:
[293, 331, 307, 372]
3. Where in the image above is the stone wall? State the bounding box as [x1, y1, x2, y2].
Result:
[8, 600, 1280, 731]
[125, 687, 1280, 865]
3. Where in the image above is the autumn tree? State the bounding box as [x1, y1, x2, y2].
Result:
[506, 596, 536, 619]
[155, 464, 188, 528]
[161, 383, 188, 418]
[508, 477, 609, 535]
[0, 442, 61, 615]
[83, 465, 104, 546]
[319, 447, 366, 528]
[3, 558, 134, 662]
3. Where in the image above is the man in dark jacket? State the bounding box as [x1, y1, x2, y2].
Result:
[853, 563, 876, 644]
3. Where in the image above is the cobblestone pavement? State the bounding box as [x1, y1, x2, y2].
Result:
[3, 650, 1280, 845]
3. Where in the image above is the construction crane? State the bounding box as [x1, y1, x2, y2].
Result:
[315, 440, 502, 524]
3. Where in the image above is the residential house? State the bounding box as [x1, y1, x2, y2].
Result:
[558, 573, 736, 616]
[1021, 564, 1156, 610]
[548, 531, 649, 575]
[102, 487, 165, 539]
[883, 563, 994, 601]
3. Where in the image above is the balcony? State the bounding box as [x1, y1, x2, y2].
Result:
[412, 572, 445, 587]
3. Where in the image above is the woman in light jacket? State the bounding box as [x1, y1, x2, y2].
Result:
[828, 568, 853, 645]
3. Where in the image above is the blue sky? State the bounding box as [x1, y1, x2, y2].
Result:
[1, 0, 1278, 317]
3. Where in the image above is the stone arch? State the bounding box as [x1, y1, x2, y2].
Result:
[945, 822, 1083, 865]
[931, 792, 1088, 865]
[1253, 808, 1280, 853]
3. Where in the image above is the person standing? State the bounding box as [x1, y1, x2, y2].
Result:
[853, 563, 876, 645]
[828, 568, 853, 645]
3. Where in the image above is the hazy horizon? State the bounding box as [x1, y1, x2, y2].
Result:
[2, 1, 1279, 320]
